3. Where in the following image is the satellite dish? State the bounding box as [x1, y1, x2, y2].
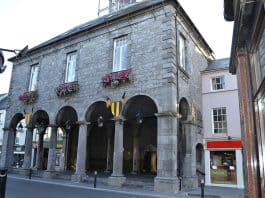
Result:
[0, 50, 6, 73]
[17, 45, 28, 57]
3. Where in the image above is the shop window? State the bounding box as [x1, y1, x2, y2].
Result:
[212, 107, 227, 134]
[210, 151, 237, 184]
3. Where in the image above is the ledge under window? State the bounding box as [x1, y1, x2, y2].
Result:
[55, 81, 79, 97]
[18, 91, 38, 104]
[102, 69, 131, 88]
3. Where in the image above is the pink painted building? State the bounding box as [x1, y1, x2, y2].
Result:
[201, 58, 244, 188]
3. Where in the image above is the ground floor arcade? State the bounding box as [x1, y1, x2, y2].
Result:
[0, 95, 203, 192]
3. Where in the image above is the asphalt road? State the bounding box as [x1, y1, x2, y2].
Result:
[4, 177, 164, 198]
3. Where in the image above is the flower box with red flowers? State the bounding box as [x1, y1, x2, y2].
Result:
[18, 91, 38, 104]
[102, 69, 131, 88]
[55, 81, 79, 97]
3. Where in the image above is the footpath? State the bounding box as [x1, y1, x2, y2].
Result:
[7, 174, 245, 198]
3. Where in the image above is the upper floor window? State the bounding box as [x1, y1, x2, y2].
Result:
[212, 107, 227, 134]
[179, 34, 186, 70]
[113, 36, 128, 72]
[65, 52, 77, 83]
[28, 65, 39, 91]
[212, 76, 225, 90]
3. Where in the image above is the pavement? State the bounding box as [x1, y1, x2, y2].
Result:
[6, 174, 245, 198]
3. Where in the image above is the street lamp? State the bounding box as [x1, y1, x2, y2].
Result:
[0, 46, 28, 74]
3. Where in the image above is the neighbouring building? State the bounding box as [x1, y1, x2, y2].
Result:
[0, 93, 8, 160]
[202, 58, 244, 189]
[224, 0, 265, 197]
[0, 0, 214, 193]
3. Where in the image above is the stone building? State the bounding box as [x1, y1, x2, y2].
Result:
[224, 0, 265, 197]
[201, 58, 244, 188]
[0, 0, 214, 193]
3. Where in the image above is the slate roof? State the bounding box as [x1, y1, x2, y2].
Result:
[204, 58, 230, 72]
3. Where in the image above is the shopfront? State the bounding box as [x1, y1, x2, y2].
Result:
[205, 140, 244, 188]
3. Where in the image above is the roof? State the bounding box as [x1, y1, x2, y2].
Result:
[0, 93, 8, 102]
[9, 0, 214, 62]
[203, 58, 230, 72]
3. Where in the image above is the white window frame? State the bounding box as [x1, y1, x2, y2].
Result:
[65, 52, 77, 83]
[28, 64, 39, 92]
[212, 107, 227, 134]
[113, 36, 128, 72]
[211, 76, 225, 90]
[179, 34, 186, 70]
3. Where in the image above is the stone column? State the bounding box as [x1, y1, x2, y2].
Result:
[23, 127, 34, 169]
[132, 125, 140, 174]
[72, 123, 89, 182]
[36, 130, 45, 170]
[106, 126, 113, 172]
[108, 119, 126, 186]
[46, 125, 57, 171]
[0, 128, 15, 168]
[182, 122, 198, 189]
[59, 132, 68, 171]
[154, 112, 180, 193]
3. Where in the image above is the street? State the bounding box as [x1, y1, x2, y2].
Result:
[5, 177, 170, 198]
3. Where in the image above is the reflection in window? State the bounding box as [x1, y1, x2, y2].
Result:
[212, 76, 225, 90]
[113, 36, 128, 72]
[213, 107, 227, 134]
[210, 151, 237, 184]
[29, 65, 39, 91]
[65, 52, 77, 83]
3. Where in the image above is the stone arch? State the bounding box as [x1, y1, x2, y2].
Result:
[9, 113, 26, 168]
[178, 97, 190, 177]
[196, 143, 204, 165]
[85, 101, 114, 172]
[9, 113, 24, 130]
[55, 106, 78, 171]
[179, 97, 190, 121]
[31, 110, 50, 170]
[122, 95, 158, 175]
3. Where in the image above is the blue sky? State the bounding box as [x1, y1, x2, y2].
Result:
[0, 0, 233, 94]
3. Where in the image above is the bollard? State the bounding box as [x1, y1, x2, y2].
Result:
[94, 171, 97, 188]
[28, 168, 32, 180]
[201, 179, 205, 198]
[0, 169, 7, 198]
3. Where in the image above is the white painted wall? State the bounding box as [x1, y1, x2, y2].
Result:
[202, 69, 241, 139]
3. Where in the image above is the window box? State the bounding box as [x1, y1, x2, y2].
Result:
[55, 81, 79, 97]
[18, 91, 38, 104]
[102, 69, 131, 88]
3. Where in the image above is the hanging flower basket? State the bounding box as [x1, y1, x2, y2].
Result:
[18, 91, 38, 104]
[102, 69, 131, 88]
[55, 81, 79, 97]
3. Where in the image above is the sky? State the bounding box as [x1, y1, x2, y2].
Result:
[0, 0, 234, 94]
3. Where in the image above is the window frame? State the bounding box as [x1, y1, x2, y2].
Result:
[65, 51, 77, 83]
[211, 76, 225, 91]
[212, 107, 227, 134]
[178, 33, 186, 70]
[28, 64, 39, 92]
[113, 36, 128, 72]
